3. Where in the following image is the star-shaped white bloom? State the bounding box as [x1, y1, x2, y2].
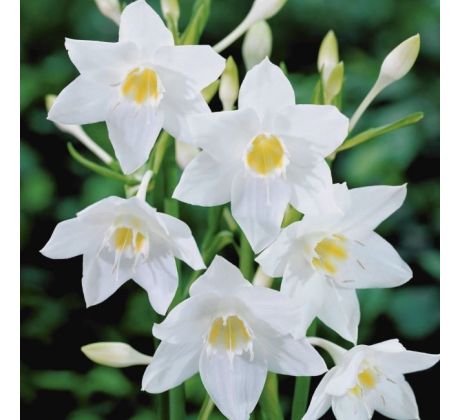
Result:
[303, 339, 439, 420]
[48, 0, 225, 174]
[142, 256, 327, 420]
[173, 58, 348, 253]
[40, 196, 204, 314]
[256, 183, 412, 343]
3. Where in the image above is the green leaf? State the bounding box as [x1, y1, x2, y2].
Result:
[85, 367, 133, 397]
[67, 143, 137, 185]
[337, 112, 424, 152]
[417, 250, 440, 280]
[259, 373, 283, 420]
[387, 286, 440, 339]
[180, 0, 211, 45]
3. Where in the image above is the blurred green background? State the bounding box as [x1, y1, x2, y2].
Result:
[21, 0, 439, 418]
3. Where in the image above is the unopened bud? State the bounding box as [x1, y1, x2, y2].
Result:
[323, 61, 344, 104]
[242, 20, 273, 70]
[161, 0, 180, 23]
[377, 34, 420, 89]
[247, 0, 287, 24]
[317, 30, 339, 83]
[95, 0, 121, 25]
[219, 56, 239, 111]
[81, 342, 151, 368]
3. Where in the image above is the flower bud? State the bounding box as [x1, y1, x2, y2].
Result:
[317, 30, 339, 83]
[95, 0, 121, 25]
[242, 20, 273, 70]
[377, 34, 420, 89]
[247, 0, 287, 24]
[81, 342, 151, 368]
[323, 61, 344, 104]
[161, 0, 180, 22]
[219, 56, 239, 111]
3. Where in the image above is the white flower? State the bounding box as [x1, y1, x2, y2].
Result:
[173, 59, 348, 253]
[303, 338, 439, 420]
[48, 0, 225, 174]
[142, 256, 327, 420]
[256, 183, 412, 343]
[40, 195, 204, 314]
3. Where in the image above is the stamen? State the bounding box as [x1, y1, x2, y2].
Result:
[311, 234, 348, 275]
[246, 134, 286, 176]
[122, 68, 162, 104]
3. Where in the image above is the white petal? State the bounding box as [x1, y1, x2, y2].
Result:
[334, 232, 412, 289]
[187, 109, 260, 162]
[255, 221, 301, 277]
[239, 58, 295, 123]
[154, 45, 225, 90]
[339, 185, 407, 236]
[189, 256, 250, 296]
[133, 253, 178, 315]
[48, 76, 114, 125]
[272, 104, 348, 158]
[199, 351, 267, 420]
[173, 152, 236, 206]
[65, 38, 137, 84]
[82, 252, 130, 307]
[156, 213, 205, 270]
[375, 349, 439, 375]
[302, 369, 336, 420]
[157, 68, 210, 142]
[331, 394, 370, 420]
[373, 379, 419, 420]
[142, 340, 200, 393]
[369, 338, 406, 353]
[317, 281, 360, 344]
[258, 336, 326, 376]
[287, 160, 336, 216]
[76, 196, 125, 223]
[119, 0, 173, 51]
[40, 218, 104, 259]
[231, 171, 291, 253]
[153, 293, 219, 343]
[107, 102, 163, 174]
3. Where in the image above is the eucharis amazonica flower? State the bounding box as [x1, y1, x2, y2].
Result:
[303, 339, 439, 420]
[40, 195, 204, 314]
[142, 256, 327, 420]
[48, 0, 225, 174]
[256, 183, 412, 343]
[174, 59, 348, 253]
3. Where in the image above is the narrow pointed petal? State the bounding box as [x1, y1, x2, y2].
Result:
[156, 213, 205, 270]
[302, 369, 336, 420]
[239, 58, 295, 122]
[173, 152, 236, 206]
[154, 45, 225, 90]
[199, 351, 267, 420]
[231, 171, 291, 253]
[373, 379, 419, 420]
[133, 253, 178, 315]
[107, 102, 163, 174]
[40, 218, 103, 259]
[119, 0, 173, 51]
[331, 395, 370, 420]
[48, 76, 114, 125]
[339, 185, 407, 236]
[375, 349, 440, 375]
[142, 341, 200, 393]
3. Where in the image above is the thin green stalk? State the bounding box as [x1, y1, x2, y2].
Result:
[239, 232, 254, 280]
[260, 373, 284, 420]
[291, 321, 318, 420]
[169, 386, 186, 420]
[156, 391, 168, 420]
[198, 394, 215, 420]
[201, 206, 223, 251]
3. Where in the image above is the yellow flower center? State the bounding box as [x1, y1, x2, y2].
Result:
[207, 315, 252, 353]
[312, 234, 348, 275]
[350, 368, 377, 396]
[246, 134, 286, 175]
[122, 68, 161, 104]
[114, 227, 146, 254]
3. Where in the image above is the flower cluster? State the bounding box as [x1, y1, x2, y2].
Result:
[42, 1, 438, 419]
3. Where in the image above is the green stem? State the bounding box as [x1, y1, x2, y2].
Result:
[156, 391, 168, 420]
[260, 373, 284, 419]
[198, 394, 215, 420]
[291, 321, 318, 420]
[169, 386, 186, 420]
[239, 232, 254, 280]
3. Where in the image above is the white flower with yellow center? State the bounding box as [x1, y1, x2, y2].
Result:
[47, 0, 225, 174]
[173, 58, 348, 253]
[40, 194, 204, 314]
[303, 338, 439, 420]
[256, 183, 412, 343]
[142, 256, 327, 420]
